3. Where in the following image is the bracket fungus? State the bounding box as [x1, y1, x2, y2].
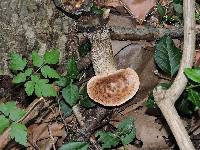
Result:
[87, 29, 140, 106]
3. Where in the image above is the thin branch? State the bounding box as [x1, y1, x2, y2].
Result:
[153, 0, 196, 149]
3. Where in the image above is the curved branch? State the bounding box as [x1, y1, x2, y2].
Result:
[153, 0, 196, 149]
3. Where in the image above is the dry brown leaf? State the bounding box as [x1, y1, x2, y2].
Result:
[105, 0, 157, 20]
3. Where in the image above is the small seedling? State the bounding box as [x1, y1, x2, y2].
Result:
[0, 102, 27, 146]
[9, 49, 60, 97]
[96, 117, 136, 149]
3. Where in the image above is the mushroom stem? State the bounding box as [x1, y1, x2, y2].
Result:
[89, 29, 117, 75]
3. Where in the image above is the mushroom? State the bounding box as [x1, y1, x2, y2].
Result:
[87, 29, 140, 106]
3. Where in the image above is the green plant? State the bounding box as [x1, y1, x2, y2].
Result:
[0, 102, 27, 146]
[10, 49, 60, 97]
[149, 35, 200, 115]
[96, 117, 136, 149]
[56, 58, 95, 117]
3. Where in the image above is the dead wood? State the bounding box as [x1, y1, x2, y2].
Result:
[153, 0, 196, 149]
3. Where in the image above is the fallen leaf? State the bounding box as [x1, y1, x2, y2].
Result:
[105, 0, 157, 20]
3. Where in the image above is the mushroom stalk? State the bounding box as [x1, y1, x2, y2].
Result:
[89, 29, 117, 75]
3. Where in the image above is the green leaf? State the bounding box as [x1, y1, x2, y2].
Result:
[31, 75, 40, 82]
[66, 58, 79, 79]
[24, 80, 35, 96]
[58, 142, 89, 150]
[12, 68, 32, 83]
[41, 65, 60, 78]
[59, 100, 72, 118]
[32, 51, 44, 67]
[80, 86, 96, 108]
[62, 83, 79, 106]
[184, 68, 200, 83]
[35, 79, 57, 97]
[78, 40, 91, 57]
[157, 3, 166, 17]
[0, 115, 10, 134]
[0, 102, 17, 116]
[145, 94, 156, 109]
[117, 117, 136, 145]
[91, 4, 104, 15]
[173, 3, 183, 15]
[9, 53, 27, 71]
[176, 98, 194, 115]
[154, 35, 182, 76]
[55, 77, 71, 87]
[96, 131, 120, 149]
[187, 89, 200, 108]
[9, 108, 25, 122]
[44, 49, 60, 64]
[10, 123, 27, 146]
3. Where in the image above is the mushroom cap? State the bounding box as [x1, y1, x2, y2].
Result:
[87, 68, 140, 106]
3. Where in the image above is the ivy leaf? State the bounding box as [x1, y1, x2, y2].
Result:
[62, 83, 79, 107]
[173, 3, 183, 15]
[58, 142, 89, 150]
[0, 115, 10, 134]
[154, 35, 182, 76]
[184, 68, 200, 83]
[44, 49, 60, 64]
[12, 68, 32, 83]
[41, 65, 60, 78]
[9, 108, 25, 122]
[0, 102, 17, 117]
[35, 79, 57, 97]
[176, 98, 194, 115]
[32, 51, 44, 67]
[59, 100, 72, 118]
[117, 117, 136, 145]
[10, 123, 27, 146]
[187, 89, 200, 109]
[9, 53, 27, 71]
[24, 80, 35, 96]
[66, 58, 79, 79]
[157, 3, 166, 17]
[96, 131, 120, 149]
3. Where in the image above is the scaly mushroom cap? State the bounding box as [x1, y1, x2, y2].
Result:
[87, 68, 140, 106]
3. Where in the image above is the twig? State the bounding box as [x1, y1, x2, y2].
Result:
[72, 104, 85, 127]
[48, 124, 56, 150]
[153, 0, 196, 149]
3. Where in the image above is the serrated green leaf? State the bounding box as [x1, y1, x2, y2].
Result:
[0, 115, 10, 134]
[187, 89, 200, 108]
[184, 68, 200, 83]
[80, 86, 96, 108]
[0, 102, 16, 116]
[96, 131, 120, 149]
[59, 100, 72, 118]
[12, 68, 32, 84]
[59, 142, 89, 150]
[41, 65, 60, 78]
[44, 49, 60, 64]
[32, 51, 44, 67]
[9, 53, 27, 71]
[67, 58, 79, 79]
[31, 75, 40, 82]
[35, 79, 57, 97]
[154, 35, 182, 76]
[24, 80, 35, 96]
[117, 117, 136, 145]
[55, 77, 71, 87]
[62, 83, 79, 106]
[10, 123, 27, 146]
[9, 108, 25, 122]
[157, 3, 166, 17]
